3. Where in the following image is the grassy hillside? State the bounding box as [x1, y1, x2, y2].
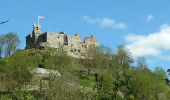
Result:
[0, 46, 170, 100]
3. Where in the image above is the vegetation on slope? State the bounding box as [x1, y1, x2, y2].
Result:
[0, 33, 170, 100]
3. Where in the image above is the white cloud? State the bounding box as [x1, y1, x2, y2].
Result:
[83, 16, 99, 24]
[125, 24, 170, 60]
[83, 16, 127, 30]
[145, 14, 154, 22]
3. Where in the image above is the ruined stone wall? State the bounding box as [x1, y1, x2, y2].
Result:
[25, 24, 98, 58]
[46, 32, 65, 48]
[84, 36, 98, 48]
[68, 36, 80, 48]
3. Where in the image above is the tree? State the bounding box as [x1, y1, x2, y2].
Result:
[112, 45, 133, 66]
[154, 67, 166, 79]
[109, 45, 134, 99]
[81, 45, 100, 75]
[128, 67, 169, 100]
[99, 44, 112, 55]
[0, 34, 5, 58]
[136, 56, 147, 69]
[4, 32, 20, 57]
[4, 50, 37, 85]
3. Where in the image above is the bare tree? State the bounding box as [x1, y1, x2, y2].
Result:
[0, 35, 5, 58]
[4, 32, 20, 57]
[136, 56, 148, 69]
[113, 45, 133, 66]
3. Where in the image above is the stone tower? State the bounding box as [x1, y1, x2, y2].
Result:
[32, 24, 41, 45]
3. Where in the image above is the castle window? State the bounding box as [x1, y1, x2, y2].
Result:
[71, 50, 73, 52]
[78, 49, 81, 52]
[58, 36, 59, 38]
[74, 49, 76, 51]
[36, 27, 39, 30]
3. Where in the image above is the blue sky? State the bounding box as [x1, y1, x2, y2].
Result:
[1, 0, 170, 71]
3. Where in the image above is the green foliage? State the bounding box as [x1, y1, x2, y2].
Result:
[129, 67, 169, 99]
[0, 45, 170, 99]
[0, 59, 6, 73]
[40, 48, 76, 74]
[154, 67, 167, 79]
[2, 50, 39, 92]
[80, 76, 96, 87]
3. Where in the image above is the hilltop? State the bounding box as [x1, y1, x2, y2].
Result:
[0, 44, 170, 99]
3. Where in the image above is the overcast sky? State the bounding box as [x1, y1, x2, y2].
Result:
[0, 0, 170, 71]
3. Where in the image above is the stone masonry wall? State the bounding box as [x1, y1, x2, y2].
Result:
[26, 24, 98, 58]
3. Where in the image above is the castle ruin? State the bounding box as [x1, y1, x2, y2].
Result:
[26, 24, 98, 58]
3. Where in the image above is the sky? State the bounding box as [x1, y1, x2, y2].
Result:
[0, 0, 170, 71]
